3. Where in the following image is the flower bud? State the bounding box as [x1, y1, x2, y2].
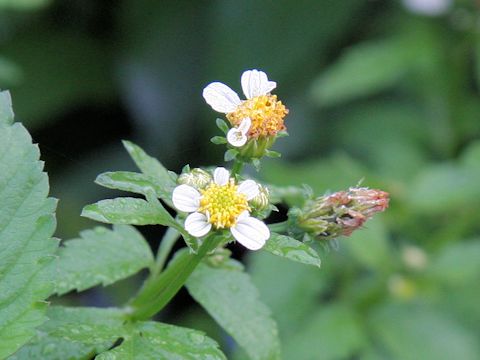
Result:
[295, 187, 389, 240]
[250, 184, 270, 212]
[237, 136, 277, 160]
[177, 168, 212, 189]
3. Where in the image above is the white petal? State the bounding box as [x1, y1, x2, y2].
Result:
[185, 212, 212, 237]
[202, 82, 241, 113]
[213, 167, 230, 186]
[227, 128, 248, 147]
[241, 69, 277, 99]
[237, 180, 259, 200]
[231, 215, 270, 250]
[237, 117, 251, 134]
[172, 184, 200, 212]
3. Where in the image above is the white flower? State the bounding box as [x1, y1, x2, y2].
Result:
[226, 117, 251, 147]
[172, 167, 270, 250]
[203, 70, 276, 114]
[203, 69, 288, 144]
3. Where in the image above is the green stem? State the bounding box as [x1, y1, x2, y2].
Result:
[127, 234, 223, 321]
[231, 159, 244, 176]
[268, 221, 289, 233]
[152, 227, 180, 276]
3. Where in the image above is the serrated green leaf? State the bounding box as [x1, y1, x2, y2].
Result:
[370, 304, 480, 360]
[187, 260, 281, 360]
[95, 171, 172, 201]
[10, 306, 126, 360]
[224, 149, 238, 162]
[247, 251, 326, 340]
[210, 136, 227, 145]
[263, 233, 321, 267]
[81, 197, 173, 226]
[51, 225, 154, 296]
[0, 96, 58, 358]
[122, 141, 177, 193]
[96, 321, 226, 360]
[0, 91, 14, 125]
[216, 118, 229, 134]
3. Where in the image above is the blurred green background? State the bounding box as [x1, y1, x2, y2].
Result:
[1, 0, 480, 359]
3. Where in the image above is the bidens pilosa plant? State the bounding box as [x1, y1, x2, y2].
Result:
[0, 70, 388, 359]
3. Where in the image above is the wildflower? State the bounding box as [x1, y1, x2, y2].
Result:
[203, 69, 288, 147]
[172, 167, 270, 250]
[226, 118, 251, 147]
[295, 187, 389, 240]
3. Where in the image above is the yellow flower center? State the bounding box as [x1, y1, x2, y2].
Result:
[199, 180, 249, 229]
[227, 94, 288, 138]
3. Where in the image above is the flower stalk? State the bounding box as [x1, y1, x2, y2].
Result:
[128, 233, 224, 321]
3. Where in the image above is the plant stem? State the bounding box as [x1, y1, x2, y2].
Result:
[152, 227, 180, 276]
[127, 234, 223, 321]
[231, 159, 244, 176]
[268, 221, 289, 233]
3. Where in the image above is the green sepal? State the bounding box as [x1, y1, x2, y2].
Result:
[216, 118, 230, 134]
[211, 136, 228, 145]
[224, 148, 239, 162]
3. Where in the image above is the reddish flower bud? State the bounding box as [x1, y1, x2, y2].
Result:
[295, 187, 389, 240]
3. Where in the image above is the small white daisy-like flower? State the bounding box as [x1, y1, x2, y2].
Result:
[203, 69, 288, 144]
[226, 117, 251, 147]
[172, 167, 270, 250]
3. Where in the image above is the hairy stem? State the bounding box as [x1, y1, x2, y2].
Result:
[268, 221, 289, 233]
[231, 159, 245, 176]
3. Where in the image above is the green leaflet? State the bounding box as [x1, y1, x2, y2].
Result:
[0, 91, 59, 358]
[81, 197, 174, 226]
[96, 321, 226, 360]
[263, 233, 321, 268]
[122, 140, 176, 206]
[51, 225, 154, 296]
[9, 306, 126, 360]
[12, 306, 227, 360]
[187, 260, 281, 360]
[95, 171, 172, 201]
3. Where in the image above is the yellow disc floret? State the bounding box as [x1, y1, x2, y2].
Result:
[199, 180, 249, 229]
[227, 94, 288, 138]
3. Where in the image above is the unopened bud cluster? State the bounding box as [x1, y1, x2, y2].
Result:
[178, 168, 212, 189]
[294, 187, 389, 240]
[250, 184, 270, 212]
